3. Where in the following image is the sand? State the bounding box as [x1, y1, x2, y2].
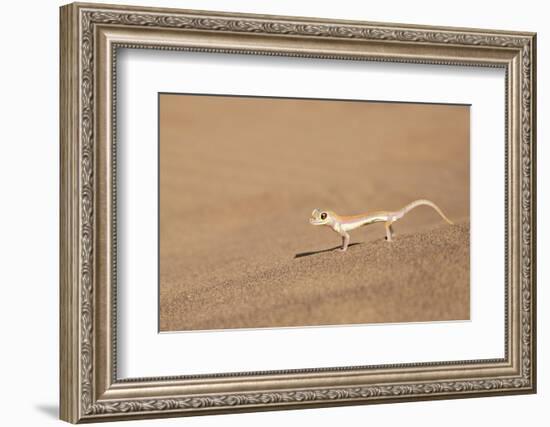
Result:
[159, 94, 470, 332]
[161, 223, 470, 331]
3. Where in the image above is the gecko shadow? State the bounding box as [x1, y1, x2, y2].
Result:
[294, 242, 361, 259]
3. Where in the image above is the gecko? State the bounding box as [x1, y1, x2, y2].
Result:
[309, 199, 453, 252]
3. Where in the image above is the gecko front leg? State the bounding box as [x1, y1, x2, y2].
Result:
[337, 231, 350, 252]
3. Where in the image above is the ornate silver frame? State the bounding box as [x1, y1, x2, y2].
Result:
[60, 2, 536, 423]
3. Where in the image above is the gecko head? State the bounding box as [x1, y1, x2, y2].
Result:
[310, 209, 336, 226]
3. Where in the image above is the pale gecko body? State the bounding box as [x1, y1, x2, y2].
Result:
[309, 199, 453, 252]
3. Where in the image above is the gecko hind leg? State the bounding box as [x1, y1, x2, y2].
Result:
[384, 222, 395, 242]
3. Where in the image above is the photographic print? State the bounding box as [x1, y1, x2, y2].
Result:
[159, 94, 470, 332]
[60, 5, 536, 420]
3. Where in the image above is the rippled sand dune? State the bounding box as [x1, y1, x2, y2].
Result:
[159, 94, 470, 332]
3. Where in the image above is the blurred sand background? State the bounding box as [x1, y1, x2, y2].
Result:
[159, 94, 470, 332]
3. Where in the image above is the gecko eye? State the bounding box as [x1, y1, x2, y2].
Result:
[320, 213, 327, 220]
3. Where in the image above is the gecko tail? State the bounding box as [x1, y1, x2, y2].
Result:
[399, 199, 454, 225]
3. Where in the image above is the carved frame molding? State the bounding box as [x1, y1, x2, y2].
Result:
[60, 2, 536, 423]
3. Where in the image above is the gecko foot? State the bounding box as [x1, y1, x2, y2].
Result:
[336, 247, 347, 252]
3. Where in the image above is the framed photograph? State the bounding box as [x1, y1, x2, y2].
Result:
[60, 2, 537, 423]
